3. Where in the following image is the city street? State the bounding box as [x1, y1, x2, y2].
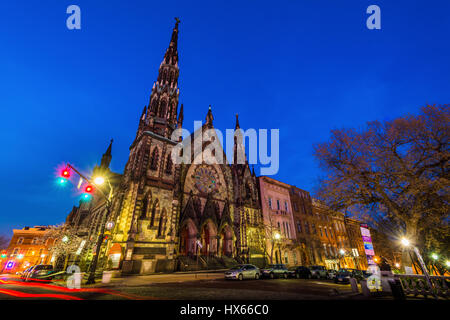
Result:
[0, 272, 363, 300]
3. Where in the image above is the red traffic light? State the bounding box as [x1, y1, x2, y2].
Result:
[85, 185, 94, 193]
[61, 168, 71, 178]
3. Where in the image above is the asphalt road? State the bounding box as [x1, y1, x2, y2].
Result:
[0, 273, 359, 300]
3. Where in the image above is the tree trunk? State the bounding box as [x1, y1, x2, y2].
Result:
[401, 219, 418, 273]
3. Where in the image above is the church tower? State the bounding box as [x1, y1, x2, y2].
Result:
[112, 19, 182, 275]
[136, 18, 181, 140]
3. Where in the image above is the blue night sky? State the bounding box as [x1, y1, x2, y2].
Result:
[0, 1, 449, 237]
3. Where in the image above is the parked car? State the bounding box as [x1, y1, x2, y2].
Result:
[327, 269, 338, 280]
[309, 265, 328, 279]
[23, 264, 54, 282]
[334, 269, 352, 284]
[288, 266, 312, 279]
[224, 264, 260, 280]
[261, 264, 289, 279]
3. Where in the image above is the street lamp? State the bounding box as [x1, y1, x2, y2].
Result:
[431, 253, 438, 261]
[446, 260, 450, 268]
[63, 164, 114, 285]
[273, 232, 282, 264]
[400, 237, 435, 296]
[85, 174, 113, 285]
[94, 176, 105, 186]
[395, 263, 400, 268]
[400, 238, 410, 247]
[339, 249, 345, 255]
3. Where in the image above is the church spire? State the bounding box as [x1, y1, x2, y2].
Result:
[100, 139, 113, 169]
[205, 105, 214, 128]
[235, 113, 240, 130]
[143, 18, 181, 139]
[177, 103, 184, 128]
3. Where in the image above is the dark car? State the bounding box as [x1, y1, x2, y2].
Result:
[327, 269, 338, 280]
[309, 265, 328, 279]
[334, 270, 352, 284]
[261, 264, 289, 279]
[288, 266, 312, 279]
[24, 264, 54, 282]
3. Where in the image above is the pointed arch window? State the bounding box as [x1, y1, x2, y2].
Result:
[165, 154, 173, 174]
[150, 200, 158, 227]
[150, 148, 159, 170]
[157, 209, 166, 237]
[141, 196, 150, 219]
[159, 100, 167, 118]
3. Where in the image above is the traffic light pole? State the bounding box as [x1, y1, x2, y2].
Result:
[86, 201, 111, 285]
[65, 163, 113, 285]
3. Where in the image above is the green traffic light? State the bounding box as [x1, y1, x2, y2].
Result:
[57, 178, 68, 185]
[81, 193, 92, 202]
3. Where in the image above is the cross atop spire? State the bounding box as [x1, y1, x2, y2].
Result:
[205, 105, 214, 128]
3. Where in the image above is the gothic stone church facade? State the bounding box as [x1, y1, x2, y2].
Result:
[88, 20, 264, 274]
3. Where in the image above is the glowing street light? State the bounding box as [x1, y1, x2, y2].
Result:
[431, 253, 438, 260]
[395, 263, 400, 268]
[339, 249, 345, 255]
[400, 238, 410, 247]
[94, 176, 105, 185]
[274, 232, 281, 240]
[446, 261, 450, 268]
[62, 236, 69, 243]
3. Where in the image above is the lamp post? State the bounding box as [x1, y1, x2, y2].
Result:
[274, 232, 281, 264]
[400, 237, 435, 297]
[65, 163, 113, 285]
[85, 174, 113, 285]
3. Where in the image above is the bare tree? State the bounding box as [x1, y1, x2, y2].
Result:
[314, 104, 449, 268]
[44, 224, 83, 271]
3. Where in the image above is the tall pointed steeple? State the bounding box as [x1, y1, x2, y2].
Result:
[233, 114, 246, 165]
[139, 18, 181, 139]
[235, 113, 240, 130]
[177, 103, 184, 128]
[205, 105, 214, 128]
[100, 139, 113, 169]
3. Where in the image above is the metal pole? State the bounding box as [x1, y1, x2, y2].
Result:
[413, 246, 436, 299]
[86, 202, 111, 284]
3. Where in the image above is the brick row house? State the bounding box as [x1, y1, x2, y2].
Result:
[0, 226, 56, 273]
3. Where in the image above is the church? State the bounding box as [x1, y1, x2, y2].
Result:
[66, 19, 265, 274]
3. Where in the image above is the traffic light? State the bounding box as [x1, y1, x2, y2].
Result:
[81, 184, 94, 202]
[61, 168, 71, 178]
[58, 167, 71, 185]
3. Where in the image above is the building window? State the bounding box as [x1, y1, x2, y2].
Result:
[268, 197, 272, 209]
[324, 228, 328, 237]
[150, 148, 159, 170]
[293, 202, 298, 211]
[17, 237, 24, 245]
[31, 237, 38, 245]
[319, 227, 323, 237]
[13, 248, 19, 256]
[276, 200, 280, 210]
[304, 221, 310, 234]
[284, 201, 288, 212]
[284, 252, 289, 264]
[311, 223, 316, 234]
[297, 221, 302, 233]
